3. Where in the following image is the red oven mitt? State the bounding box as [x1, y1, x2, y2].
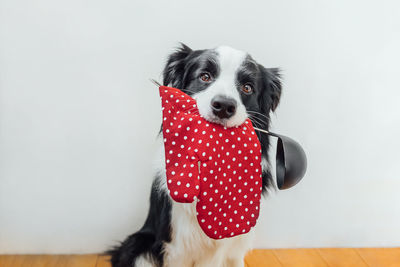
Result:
[159, 86, 262, 239]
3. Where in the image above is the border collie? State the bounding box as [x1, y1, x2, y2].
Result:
[108, 44, 282, 267]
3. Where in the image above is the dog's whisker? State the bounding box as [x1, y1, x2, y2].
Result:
[248, 115, 267, 127]
[249, 114, 268, 126]
[247, 110, 270, 120]
[249, 118, 263, 129]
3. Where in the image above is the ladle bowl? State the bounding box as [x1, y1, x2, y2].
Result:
[254, 128, 307, 190]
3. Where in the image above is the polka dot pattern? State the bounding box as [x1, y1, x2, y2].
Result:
[160, 86, 262, 240]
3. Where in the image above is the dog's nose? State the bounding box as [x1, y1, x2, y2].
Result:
[211, 96, 237, 119]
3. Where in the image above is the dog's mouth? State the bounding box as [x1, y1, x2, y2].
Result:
[202, 114, 228, 127]
[200, 113, 247, 128]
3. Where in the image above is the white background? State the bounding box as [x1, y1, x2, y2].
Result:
[1, 0, 399, 254]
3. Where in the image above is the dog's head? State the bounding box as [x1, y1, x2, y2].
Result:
[163, 44, 282, 129]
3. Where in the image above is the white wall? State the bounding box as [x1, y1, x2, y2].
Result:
[1, 0, 399, 254]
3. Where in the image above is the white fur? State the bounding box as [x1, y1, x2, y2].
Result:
[194, 46, 248, 128]
[135, 255, 156, 267]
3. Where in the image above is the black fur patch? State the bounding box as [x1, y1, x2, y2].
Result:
[108, 177, 171, 267]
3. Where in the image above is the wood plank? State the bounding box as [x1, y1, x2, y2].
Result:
[273, 249, 328, 267]
[245, 249, 282, 267]
[0, 255, 16, 267]
[357, 248, 400, 267]
[6, 255, 26, 267]
[33, 255, 70, 267]
[96, 255, 111, 267]
[317, 248, 368, 267]
[64, 254, 98, 267]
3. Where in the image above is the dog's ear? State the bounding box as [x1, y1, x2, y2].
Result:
[163, 43, 192, 88]
[260, 66, 282, 113]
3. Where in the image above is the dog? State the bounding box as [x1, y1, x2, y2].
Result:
[108, 44, 282, 267]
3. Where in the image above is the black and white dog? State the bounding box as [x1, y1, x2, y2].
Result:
[109, 44, 282, 267]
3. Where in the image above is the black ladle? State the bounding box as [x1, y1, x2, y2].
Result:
[254, 127, 307, 190]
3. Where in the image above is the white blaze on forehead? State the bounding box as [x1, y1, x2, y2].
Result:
[215, 46, 247, 70]
[214, 46, 247, 93]
[193, 45, 249, 127]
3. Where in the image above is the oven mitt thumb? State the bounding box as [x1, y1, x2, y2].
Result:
[160, 86, 201, 203]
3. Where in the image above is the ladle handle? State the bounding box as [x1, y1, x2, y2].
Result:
[253, 127, 280, 138]
[150, 79, 162, 87]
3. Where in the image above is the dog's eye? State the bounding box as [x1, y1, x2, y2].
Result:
[200, 73, 212, 82]
[241, 84, 253, 94]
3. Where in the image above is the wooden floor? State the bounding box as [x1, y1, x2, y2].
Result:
[1, 248, 400, 267]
